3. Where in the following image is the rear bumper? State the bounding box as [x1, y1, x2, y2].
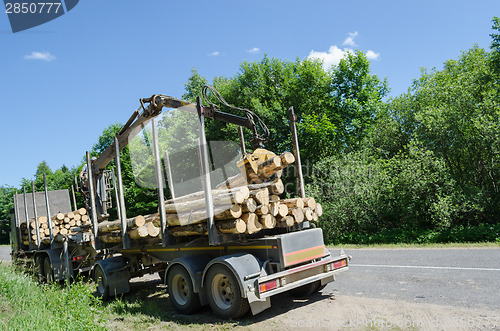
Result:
[255, 254, 349, 299]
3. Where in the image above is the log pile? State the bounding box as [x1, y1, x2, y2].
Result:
[97, 149, 323, 243]
[20, 208, 91, 246]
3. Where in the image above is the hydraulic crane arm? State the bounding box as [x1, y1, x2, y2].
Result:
[92, 87, 269, 176]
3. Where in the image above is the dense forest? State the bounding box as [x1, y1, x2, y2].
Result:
[2, 18, 500, 245]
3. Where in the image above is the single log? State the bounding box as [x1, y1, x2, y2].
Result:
[99, 231, 122, 243]
[77, 208, 87, 215]
[315, 203, 323, 217]
[257, 156, 282, 178]
[67, 212, 75, 219]
[217, 219, 246, 234]
[168, 186, 250, 205]
[148, 204, 243, 227]
[312, 212, 319, 222]
[241, 213, 262, 234]
[270, 195, 280, 202]
[241, 198, 257, 213]
[269, 202, 279, 216]
[259, 214, 276, 229]
[279, 198, 304, 209]
[250, 188, 269, 206]
[81, 215, 89, 222]
[64, 217, 70, 224]
[289, 208, 305, 223]
[277, 204, 289, 217]
[255, 205, 270, 216]
[128, 226, 148, 239]
[73, 214, 82, 221]
[303, 207, 314, 221]
[164, 190, 248, 214]
[169, 223, 207, 237]
[280, 152, 295, 168]
[302, 197, 316, 210]
[38, 216, 48, 224]
[56, 213, 65, 221]
[146, 222, 160, 237]
[98, 216, 146, 233]
[60, 228, 68, 235]
[215, 173, 247, 190]
[247, 178, 284, 195]
[276, 215, 294, 227]
[69, 219, 76, 227]
[64, 224, 71, 229]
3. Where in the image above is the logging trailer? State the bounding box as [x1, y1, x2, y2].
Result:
[10, 87, 349, 319]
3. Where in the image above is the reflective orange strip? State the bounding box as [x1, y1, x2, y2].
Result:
[284, 245, 326, 266]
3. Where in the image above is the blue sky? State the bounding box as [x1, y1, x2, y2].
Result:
[1, 0, 498, 188]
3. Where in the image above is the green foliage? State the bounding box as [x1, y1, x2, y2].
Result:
[0, 263, 104, 330]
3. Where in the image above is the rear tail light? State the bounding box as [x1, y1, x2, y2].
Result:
[333, 259, 347, 269]
[259, 279, 278, 293]
[72, 255, 86, 261]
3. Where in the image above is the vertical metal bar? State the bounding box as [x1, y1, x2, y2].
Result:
[164, 149, 176, 199]
[87, 152, 99, 241]
[238, 125, 246, 155]
[63, 240, 71, 287]
[111, 171, 122, 222]
[31, 181, 41, 248]
[71, 185, 77, 211]
[74, 175, 79, 191]
[288, 107, 305, 198]
[288, 106, 309, 230]
[23, 187, 33, 249]
[114, 137, 129, 249]
[44, 174, 54, 246]
[13, 192, 21, 248]
[151, 120, 169, 247]
[196, 97, 220, 245]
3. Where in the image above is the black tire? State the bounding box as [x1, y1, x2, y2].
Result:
[93, 265, 109, 300]
[205, 264, 249, 319]
[43, 257, 54, 283]
[288, 280, 321, 297]
[167, 265, 201, 314]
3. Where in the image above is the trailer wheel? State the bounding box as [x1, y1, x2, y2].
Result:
[288, 280, 322, 297]
[167, 265, 201, 314]
[93, 265, 109, 300]
[43, 257, 54, 283]
[205, 264, 249, 319]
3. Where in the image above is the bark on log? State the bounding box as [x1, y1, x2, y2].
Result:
[148, 204, 243, 227]
[279, 198, 304, 209]
[99, 231, 122, 243]
[98, 216, 146, 233]
[217, 219, 246, 234]
[128, 226, 148, 239]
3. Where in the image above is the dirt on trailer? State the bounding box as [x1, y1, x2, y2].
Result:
[103, 273, 500, 331]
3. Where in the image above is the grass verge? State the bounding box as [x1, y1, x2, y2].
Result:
[0, 262, 105, 331]
[327, 242, 500, 249]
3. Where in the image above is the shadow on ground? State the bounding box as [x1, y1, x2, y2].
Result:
[104, 275, 333, 328]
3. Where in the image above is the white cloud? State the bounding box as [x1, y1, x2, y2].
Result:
[308, 45, 353, 69]
[24, 51, 56, 62]
[365, 50, 380, 60]
[208, 51, 220, 56]
[342, 31, 358, 47]
[247, 47, 260, 54]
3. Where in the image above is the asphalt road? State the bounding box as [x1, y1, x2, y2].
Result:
[1, 245, 499, 311]
[328, 247, 500, 311]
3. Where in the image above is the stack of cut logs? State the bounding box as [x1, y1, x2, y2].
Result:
[20, 208, 91, 245]
[99, 149, 323, 243]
